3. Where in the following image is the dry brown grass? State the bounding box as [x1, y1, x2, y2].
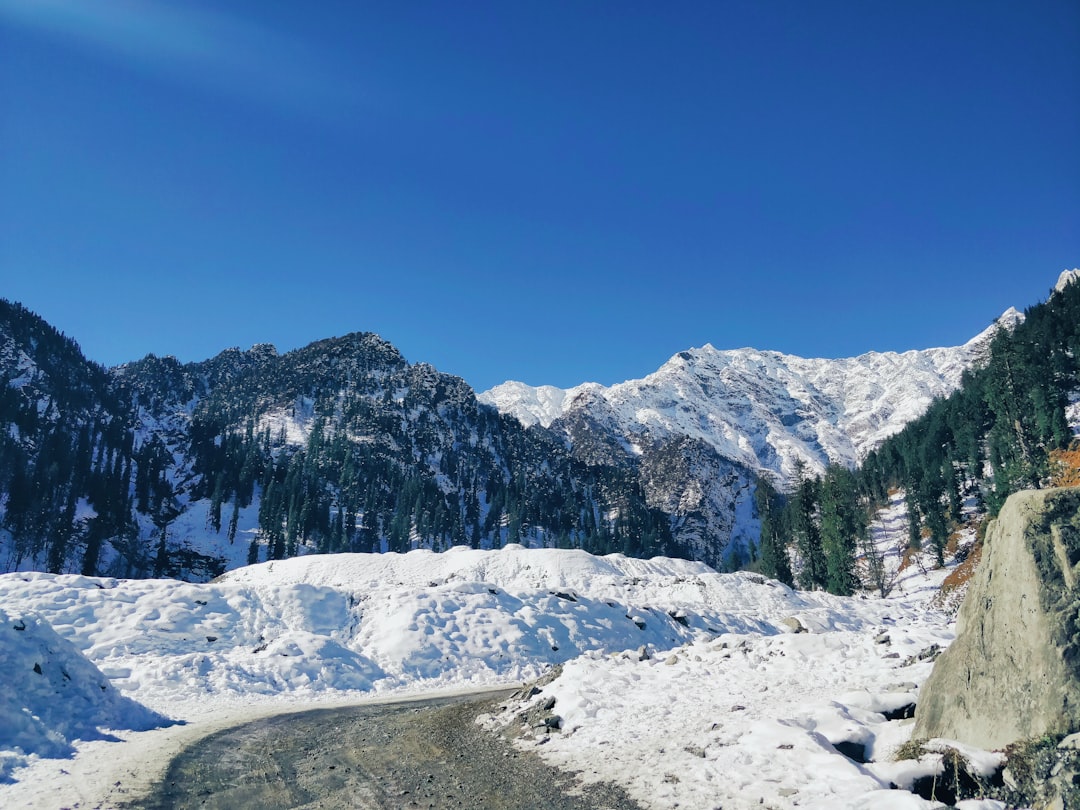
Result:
[939, 541, 982, 598]
[1049, 443, 1080, 488]
[897, 545, 920, 573]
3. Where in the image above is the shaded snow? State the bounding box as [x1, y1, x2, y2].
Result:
[0, 609, 170, 782]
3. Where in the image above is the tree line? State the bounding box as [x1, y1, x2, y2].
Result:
[755, 278, 1080, 594]
[0, 304, 676, 579]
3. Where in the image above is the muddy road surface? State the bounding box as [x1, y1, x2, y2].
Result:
[129, 690, 640, 810]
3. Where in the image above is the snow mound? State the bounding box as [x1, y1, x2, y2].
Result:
[219, 543, 715, 592]
[0, 609, 170, 781]
[0, 548, 898, 718]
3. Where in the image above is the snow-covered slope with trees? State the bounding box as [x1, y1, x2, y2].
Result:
[476, 310, 1025, 567]
[0, 314, 675, 579]
[1, 272, 1070, 578]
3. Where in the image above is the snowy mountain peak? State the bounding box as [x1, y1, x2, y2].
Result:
[480, 380, 604, 429]
[962, 307, 1025, 358]
[480, 314, 1022, 493]
[1056, 268, 1080, 293]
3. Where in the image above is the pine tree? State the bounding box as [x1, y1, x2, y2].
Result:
[819, 465, 862, 596]
[754, 477, 793, 586]
[791, 465, 827, 590]
[227, 499, 240, 543]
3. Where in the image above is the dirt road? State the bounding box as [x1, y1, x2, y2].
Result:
[127, 690, 640, 810]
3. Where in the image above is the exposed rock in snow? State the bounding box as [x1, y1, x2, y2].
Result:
[914, 487, 1080, 749]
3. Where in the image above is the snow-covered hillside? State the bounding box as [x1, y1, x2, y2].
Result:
[482, 310, 1023, 487]
[0, 539, 973, 809]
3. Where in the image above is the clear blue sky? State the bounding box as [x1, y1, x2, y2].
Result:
[1, 1, 1078, 392]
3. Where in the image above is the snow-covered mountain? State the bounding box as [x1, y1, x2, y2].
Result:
[0, 306, 675, 580]
[476, 310, 1025, 565]
[2, 271, 1071, 578]
[481, 309, 1024, 488]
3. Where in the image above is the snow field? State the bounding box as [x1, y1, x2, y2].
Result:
[491, 610, 954, 809]
[0, 538, 971, 809]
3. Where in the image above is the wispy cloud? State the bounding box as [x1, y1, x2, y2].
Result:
[0, 0, 350, 117]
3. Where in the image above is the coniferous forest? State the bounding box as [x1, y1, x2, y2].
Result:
[756, 279, 1080, 593]
[1, 277, 1078, 586]
[0, 301, 674, 579]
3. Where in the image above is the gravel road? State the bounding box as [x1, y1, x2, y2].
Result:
[127, 690, 641, 810]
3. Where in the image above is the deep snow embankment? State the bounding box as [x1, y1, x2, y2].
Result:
[0, 546, 899, 717]
[0, 609, 170, 781]
[0, 542, 963, 809]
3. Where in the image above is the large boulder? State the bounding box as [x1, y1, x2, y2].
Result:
[914, 487, 1080, 750]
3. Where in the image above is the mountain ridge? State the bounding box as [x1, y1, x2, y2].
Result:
[0, 308, 677, 579]
[481, 307, 1024, 487]
[0, 271, 1073, 579]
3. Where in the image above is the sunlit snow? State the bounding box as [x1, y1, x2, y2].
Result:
[481, 310, 1024, 487]
[0, 502, 981, 809]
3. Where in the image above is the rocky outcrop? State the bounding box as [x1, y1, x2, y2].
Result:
[913, 487, 1080, 750]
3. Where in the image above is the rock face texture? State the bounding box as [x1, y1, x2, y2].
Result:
[914, 487, 1080, 750]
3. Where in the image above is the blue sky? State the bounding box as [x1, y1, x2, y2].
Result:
[1, 1, 1078, 392]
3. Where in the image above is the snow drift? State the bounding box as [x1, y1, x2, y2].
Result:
[0, 609, 170, 781]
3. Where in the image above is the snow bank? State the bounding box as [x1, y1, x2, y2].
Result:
[0, 538, 967, 809]
[478, 499, 971, 810]
[0, 609, 170, 781]
[488, 614, 953, 809]
[0, 547, 891, 715]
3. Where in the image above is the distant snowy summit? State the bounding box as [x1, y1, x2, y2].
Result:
[480, 308, 1024, 488]
[1055, 267, 1080, 294]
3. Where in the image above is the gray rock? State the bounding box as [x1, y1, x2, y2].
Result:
[913, 487, 1080, 749]
[779, 617, 806, 634]
[1059, 733, 1080, 750]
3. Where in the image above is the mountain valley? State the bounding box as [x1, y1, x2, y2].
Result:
[0, 271, 1075, 579]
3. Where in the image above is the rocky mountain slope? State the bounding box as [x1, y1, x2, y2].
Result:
[478, 310, 1024, 565]
[2, 272, 1072, 579]
[0, 307, 671, 579]
[481, 310, 1023, 485]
